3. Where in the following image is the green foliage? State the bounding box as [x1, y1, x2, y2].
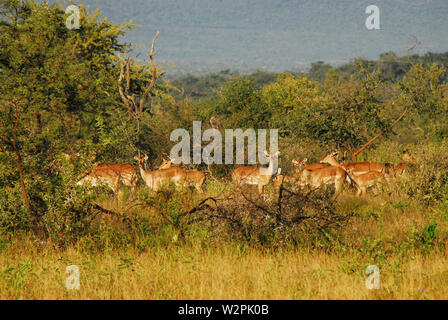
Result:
[308, 61, 332, 82]
[215, 77, 268, 129]
[409, 221, 438, 253]
[0, 0, 132, 239]
[1, 0, 448, 254]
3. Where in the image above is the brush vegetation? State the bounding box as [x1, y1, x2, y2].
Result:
[1, 1, 448, 299]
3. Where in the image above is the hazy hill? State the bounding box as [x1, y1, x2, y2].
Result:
[79, 0, 448, 76]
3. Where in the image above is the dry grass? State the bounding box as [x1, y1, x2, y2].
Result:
[2, 185, 448, 300]
[1, 237, 448, 300]
[2, 141, 448, 300]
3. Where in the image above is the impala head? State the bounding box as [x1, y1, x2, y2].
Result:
[402, 151, 417, 163]
[264, 151, 280, 158]
[292, 158, 307, 168]
[134, 154, 149, 167]
[384, 163, 394, 175]
[320, 151, 338, 164]
[264, 151, 281, 174]
[159, 158, 172, 169]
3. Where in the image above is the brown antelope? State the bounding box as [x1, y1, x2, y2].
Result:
[292, 158, 328, 182]
[232, 151, 280, 195]
[158, 158, 206, 193]
[134, 155, 187, 192]
[76, 163, 138, 195]
[343, 167, 383, 196]
[320, 151, 385, 176]
[298, 165, 348, 196]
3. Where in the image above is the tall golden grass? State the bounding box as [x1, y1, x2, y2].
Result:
[2, 141, 448, 299]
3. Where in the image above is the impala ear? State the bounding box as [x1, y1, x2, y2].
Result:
[144, 155, 149, 161]
[277, 167, 282, 175]
[276, 151, 280, 156]
[264, 150, 269, 157]
[292, 159, 298, 165]
[133, 156, 139, 161]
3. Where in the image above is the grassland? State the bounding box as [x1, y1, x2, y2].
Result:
[2, 169, 448, 300]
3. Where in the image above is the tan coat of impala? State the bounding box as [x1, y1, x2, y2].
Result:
[343, 167, 383, 196]
[232, 151, 280, 195]
[134, 155, 187, 192]
[158, 159, 206, 193]
[320, 151, 385, 176]
[292, 158, 328, 182]
[76, 163, 138, 194]
[298, 165, 348, 196]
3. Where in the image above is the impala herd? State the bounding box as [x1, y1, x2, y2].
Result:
[75, 150, 417, 199]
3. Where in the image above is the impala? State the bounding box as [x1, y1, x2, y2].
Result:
[320, 151, 384, 176]
[298, 165, 348, 196]
[76, 163, 138, 195]
[158, 158, 206, 193]
[272, 168, 299, 188]
[292, 158, 328, 182]
[343, 167, 383, 196]
[232, 151, 280, 195]
[134, 155, 187, 191]
[394, 151, 417, 177]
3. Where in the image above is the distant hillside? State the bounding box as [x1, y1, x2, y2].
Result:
[80, 0, 448, 76]
[172, 51, 448, 98]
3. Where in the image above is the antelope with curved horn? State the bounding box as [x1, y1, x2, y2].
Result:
[134, 155, 187, 192]
[232, 151, 280, 195]
[158, 158, 206, 193]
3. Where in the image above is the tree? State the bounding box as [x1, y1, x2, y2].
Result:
[308, 61, 332, 82]
[0, 0, 132, 239]
[399, 63, 448, 138]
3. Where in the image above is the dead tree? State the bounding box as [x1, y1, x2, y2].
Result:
[117, 31, 165, 133]
[346, 109, 408, 162]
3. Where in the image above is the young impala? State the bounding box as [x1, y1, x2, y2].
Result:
[134, 155, 187, 192]
[343, 166, 384, 197]
[232, 151, 280, 195]
[158, 158, 206, 193]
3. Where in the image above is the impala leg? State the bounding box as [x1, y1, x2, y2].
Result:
[362, 188, 367, 197]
